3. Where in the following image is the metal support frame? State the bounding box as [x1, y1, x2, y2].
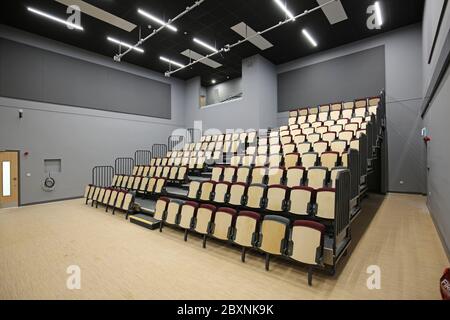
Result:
[165, 0, 337, 76]
[152, 144, 168, 159]
[114, 0, 207, 62]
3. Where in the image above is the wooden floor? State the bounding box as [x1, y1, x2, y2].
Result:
[0, 193, 448, 300]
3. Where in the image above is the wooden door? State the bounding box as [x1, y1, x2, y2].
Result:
[0, 151, 19, 208]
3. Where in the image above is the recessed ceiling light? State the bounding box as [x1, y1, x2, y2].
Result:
[107, 37, 144, 53]
[160, 56, 185, 68]
[193, 38, 218, 53]
[273, 0, 295, 21]
[211, 79, 217, 84]
[302, 29, 318, 47]
[138, 9, 177, 32]
[374, 1, 383, 26]
[27, 7, 84, 30]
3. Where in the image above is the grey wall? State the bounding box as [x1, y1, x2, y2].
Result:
[422, 0, 450, 257]
[205, 78, 242, 105]
[184, 55, 278, 132]
[0, 38, 171, 119]
[277, 24, 425, 194]
[0, 25, 186, 205]
[278, 46, 386, 112]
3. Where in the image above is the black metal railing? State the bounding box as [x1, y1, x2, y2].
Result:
[152, 144, 168, 159]
[115, 157, 134, 175]
[92, 166, 114, 187]
[134, 150, 152, 166]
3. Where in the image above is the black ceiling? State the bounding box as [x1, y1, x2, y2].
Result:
[1, 0, 424, 87]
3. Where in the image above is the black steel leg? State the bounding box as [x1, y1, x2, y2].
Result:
[308, 267, 313, 286]
[241, 247, 246, 263]
[184, 229, 189, 242]
[265, 254, 270, 271]
[202, 235, 207, 248]
[159, 221, 163, 232]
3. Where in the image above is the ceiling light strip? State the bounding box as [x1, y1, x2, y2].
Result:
[193, 38, 218, 52]
[27, 7, 84, 31]
[160, 56, 185, 68]
[138, 9, 178, 32]
[114, 0, 207, 62]
[302, 29, 318, 47]
[273, 0, 295, 21]
[107, 37, 144, 53]
[165, 0, 337, 77]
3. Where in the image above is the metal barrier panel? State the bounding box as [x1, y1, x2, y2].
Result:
[335, 169, 351, 239]
[115, 157, 134, 175]
[134, 150, 152, 166]
[168, 135, 185, 151]
[348, 149, 360, 201]
[359, 133, 368, 177]
[152, 144, 168, 159]
[92, 166, 114, 187]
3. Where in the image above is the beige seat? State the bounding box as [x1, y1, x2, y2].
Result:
[301, 152, 318, 170]
[284, 153, 300, 169]
[245, 184, 266, 209]
[178, 201, 199, 241]
[267, 167, 285, 186]
[313, 141, 328, 155]
[251, 167, 266, 184]
[232, 211, 261, 262]
[223, 166, 237, 183]
[211, 166, 223, 182]
[199, 181, 215, 201]
[193, 204, 216, 248]
[316, 188, 336, 220]
[306, 167, 327, 189]
[289, 186, 314, 216]
[330, 168, 346, 188]
[288, 220, 326, 286]
[321, 152, 340, 170]
[286, 167, 304, 188]
[258, 215, 290, 270]
[330, 140, 348, 155]
[266, 185, 288, 212]
[236, 167, 251, 184]
[210, 207, 237, 241]
[187, 180, 201, 199]
[212, 182, 231, 204]
[297, 142, 311, 156]
[228, 183, 247, 206]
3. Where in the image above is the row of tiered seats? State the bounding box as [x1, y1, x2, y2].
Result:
[186, 180, 337, 220]
[130, 165, 188, 183]
[84, 185, 135, 217]
[288, 98, 380, 126]
[130, 197, 326, 285]
[210, 165, 344, 189]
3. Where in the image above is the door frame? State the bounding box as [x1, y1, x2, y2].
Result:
[0, 150, 21, 207]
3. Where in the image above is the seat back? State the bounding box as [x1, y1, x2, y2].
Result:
[122, 193, 134, 211]
[286, 167, 304, 188]
[289, 220, 325, 265]
[223, 166, 237, 183]
[316, 188, 336, 220]
[322, 132, 337, 144]
[301, 152, 318, 170]
[187, 181, 201, 199]
[194, 204, 216, 235]
[251, 166, 266, 184]
[166, 199, 183, 225]
[330, 140, 348, 155]
[321, 152, 340, 170]
[284, 153, 300, 169]
[259, 215, 290, 255]
[267, 167, 285, 185]
[233, 211, 260, 247]
[213, 182, 231, 204]
[306, 167, 328, 189]
[211, 207, 237, 240]
[297, 142, 311, 155]
[330, 167, 346, 188]
[266, 185, 288, 212]
[236, 167, 251, 184]
[154, 178, 166, 194]
[108, 190, 118, 207]
[139, 177, 149, 192]
[289, 186, 314, 216]
[199, 181, 215, 201]
[179, 201, 198, 229]
[268, 154, 282, 168]
[211, 166, 223, 182]
[228, 183, 247, 206]
[246, 184, 266, 209]
[242, 155, 254, 167]
[313, 141, 328, 155]
[102, 188, 112, 204]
